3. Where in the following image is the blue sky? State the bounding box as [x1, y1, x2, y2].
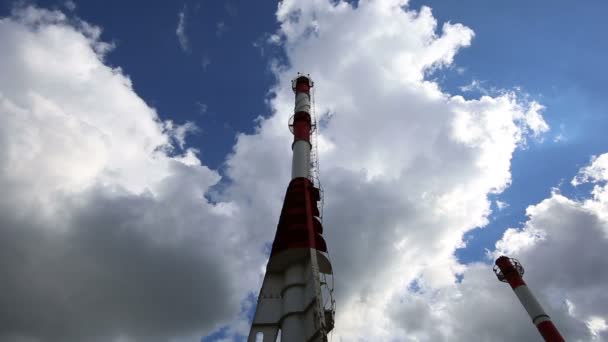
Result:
[0, 0, 284, 169]
[7, 0, 601, 265]
[1, 0, 607, 341]
[408, 0, 608, 262]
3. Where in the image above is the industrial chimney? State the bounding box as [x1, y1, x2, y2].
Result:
[248, 74, 335, 342]
[494, 256, 564, 342]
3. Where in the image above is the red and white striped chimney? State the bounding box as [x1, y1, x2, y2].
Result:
[494, 256, 565, 342]
[290, 75, 313, 179]
[248, 74, 334, 342]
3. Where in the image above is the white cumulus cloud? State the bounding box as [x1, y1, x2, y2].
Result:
[4, 1, 603, 342]
[221, 0, 555, 340]
[0, 6, 264, 342]
[388, 153, 608, 341]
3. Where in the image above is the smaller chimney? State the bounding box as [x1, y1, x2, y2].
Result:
[494, 256, 565, 342]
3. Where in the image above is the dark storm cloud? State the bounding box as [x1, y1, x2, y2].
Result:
[0, 187, 235, 342]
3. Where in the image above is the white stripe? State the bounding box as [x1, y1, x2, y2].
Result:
[292, 140, 310, 179]
[513, 285, 550, 324]
[294, 92, 310, 113]
[533, 315, 551, 325]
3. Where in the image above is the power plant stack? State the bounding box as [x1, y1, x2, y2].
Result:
[248, 74, 335, 342]
[494, 256, 565, 342]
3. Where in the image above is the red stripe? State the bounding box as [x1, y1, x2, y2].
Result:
[536, 320, 565, 342]
[270, 178, 327, 256]
[303, 178, 317, 250]
[292, 112, 311, 142]
[295, 77, 310, 93]
[495, 256, 526, 289]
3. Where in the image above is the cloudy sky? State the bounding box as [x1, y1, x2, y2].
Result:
[0, 0, 607, 341]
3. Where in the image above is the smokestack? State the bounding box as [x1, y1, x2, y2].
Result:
[248, 74, 334, 342]
[494, 256, 565, 342]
